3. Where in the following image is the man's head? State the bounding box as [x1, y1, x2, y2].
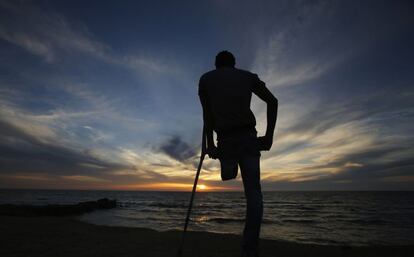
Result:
[215, 50, 235, 68]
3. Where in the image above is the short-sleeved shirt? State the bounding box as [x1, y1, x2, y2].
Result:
[198, 67, 268, 137]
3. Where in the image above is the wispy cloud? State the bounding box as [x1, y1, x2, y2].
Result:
[0, 118, 130, 175]
[251, 2, 351, 89]
[0, 0, 108, 62]
[0, 0, 185, 78]
[246, 1, 414, 189]
[258, 95, 414, 188]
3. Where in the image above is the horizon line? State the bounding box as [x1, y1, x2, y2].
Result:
[1, 187, 413, 192]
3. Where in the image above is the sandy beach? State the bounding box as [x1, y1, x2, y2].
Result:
[0, 215, 413, 257]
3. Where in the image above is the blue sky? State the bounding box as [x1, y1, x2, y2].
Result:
[0, 0, 413, 190]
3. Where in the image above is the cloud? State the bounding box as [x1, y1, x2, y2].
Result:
[61, 175, 110, 183]
[243, 0, 414, 190]
[0, 118, 132, 176]
[0, 112, 189, 188]
[157, 135, 197, 163]
[0, 90, 172, 187]
[0, 0, 108, 62]
[258, 137, 414, 190]
[254, 72, 414, 187]
[250, 2, 351, 89]
[321, 145, 414, 181]
[0, 0, 185, 78]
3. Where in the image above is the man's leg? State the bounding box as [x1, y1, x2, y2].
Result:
[239, 154, 263, 253]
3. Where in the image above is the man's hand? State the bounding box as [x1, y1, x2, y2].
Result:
[258, 136, 273, 151]
[206, 146, 219, 159]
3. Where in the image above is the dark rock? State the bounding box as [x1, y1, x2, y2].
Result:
[0, 198, 117, 217]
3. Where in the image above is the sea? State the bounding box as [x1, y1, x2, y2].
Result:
[1, 190, 413, 246]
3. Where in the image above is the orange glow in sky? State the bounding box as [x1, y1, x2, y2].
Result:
[197, 184, 207, 190]
[114, 182, 234, 192]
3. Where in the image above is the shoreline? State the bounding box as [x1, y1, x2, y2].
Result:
[1, 216, 413, 257]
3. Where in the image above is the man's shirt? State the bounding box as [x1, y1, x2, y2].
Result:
[198, 67, 268, 136]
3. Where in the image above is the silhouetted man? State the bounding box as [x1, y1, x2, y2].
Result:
[198, 51, 278, 257]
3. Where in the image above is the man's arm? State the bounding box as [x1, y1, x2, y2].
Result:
[251, 74, 278, 150]
[198, 79, 218, 158]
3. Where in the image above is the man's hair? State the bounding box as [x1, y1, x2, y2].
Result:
[215, 50, 236, 68]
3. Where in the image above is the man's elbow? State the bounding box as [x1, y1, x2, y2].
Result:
[267, 97, 278, 110]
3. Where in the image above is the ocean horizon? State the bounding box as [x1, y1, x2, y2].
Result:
[1, 189, 413, 247]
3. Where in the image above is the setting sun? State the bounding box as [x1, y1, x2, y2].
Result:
[197, 184, 207, 190]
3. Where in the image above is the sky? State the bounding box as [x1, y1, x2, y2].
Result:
[0, 0, 413, 191]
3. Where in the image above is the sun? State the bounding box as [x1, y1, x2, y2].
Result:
[197, 184, 207, 190]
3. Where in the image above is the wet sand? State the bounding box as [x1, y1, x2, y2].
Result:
[0, 216, 413, 257]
